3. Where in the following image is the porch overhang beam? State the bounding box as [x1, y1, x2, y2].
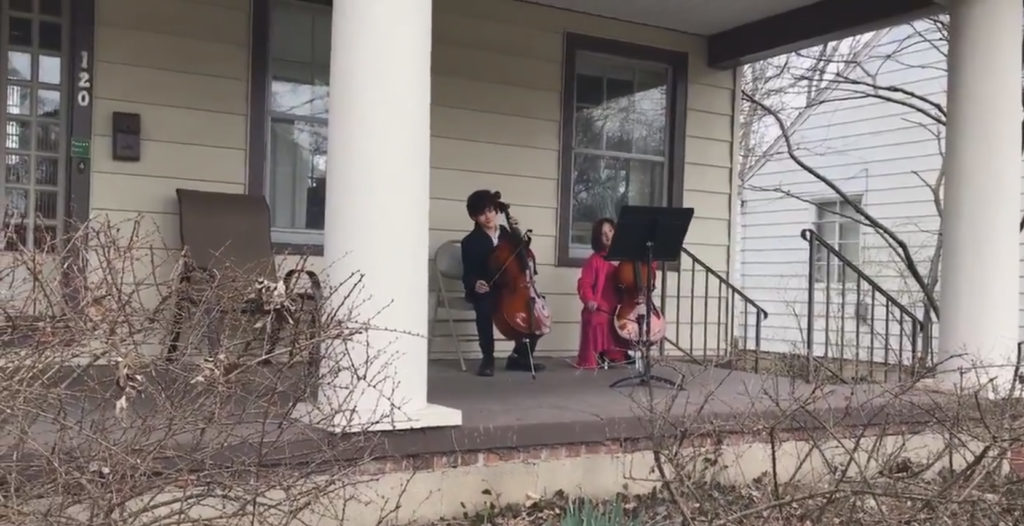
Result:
[707, 0, 945, 69]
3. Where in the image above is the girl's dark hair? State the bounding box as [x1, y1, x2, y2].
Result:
[466, 190, 501, 218]
[591, 217, 615, 252]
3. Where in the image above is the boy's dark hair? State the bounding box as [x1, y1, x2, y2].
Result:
[591, 217, 615, 252]
[466, 190, 500, 218]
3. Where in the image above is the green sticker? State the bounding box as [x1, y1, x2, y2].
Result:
[70, 137, 90, 158]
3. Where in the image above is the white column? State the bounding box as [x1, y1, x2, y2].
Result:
[938, 0, 1022, 395]
[317, 0, 461, 430]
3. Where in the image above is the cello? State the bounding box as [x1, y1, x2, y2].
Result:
[613, 259, 666, 345]
[486, 196, 552, 349]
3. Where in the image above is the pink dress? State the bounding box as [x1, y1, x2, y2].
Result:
[576, 251, 628, 368]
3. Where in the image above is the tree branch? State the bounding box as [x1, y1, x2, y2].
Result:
[831, 72, 947, 119]
[743, 184, 876, 230]
[812, 87, 946, 127]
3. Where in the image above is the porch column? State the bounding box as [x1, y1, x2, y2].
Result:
[318, 0, 461, 429]
[938, 0, 1022, 394]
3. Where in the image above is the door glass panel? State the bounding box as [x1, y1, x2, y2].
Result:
[36, 88, 58, 117]
[9, 17, 32, 47]
[5, 154, 29, 184]
[6, 85, 30, 114]
[7, 51, 31, 80]
[34, 156, 56, 185]
[5, 188, 28, 217]
[6, 120, 31, 149]
[1, 0, 68, 250]
[10, 0, 33, 13]
[35, 190, 56, 219]
[38, 21, 60, 51]
[35, 122, 59, 152]
[37, 55, 59, 84]
[40, 0, 61, 16]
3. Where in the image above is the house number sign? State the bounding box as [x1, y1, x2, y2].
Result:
[76, 51, 92, 107]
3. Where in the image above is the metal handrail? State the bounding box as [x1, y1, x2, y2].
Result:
[801, 228, 931, 382]
[681, 247, 769, 321]
[661, 247, 769, 366]
[801, 229, 922, 324]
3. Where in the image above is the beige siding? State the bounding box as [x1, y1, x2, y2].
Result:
[428, 0, 735, 355]
[84, 0, 736, 355]
[89, 0, 249, 253]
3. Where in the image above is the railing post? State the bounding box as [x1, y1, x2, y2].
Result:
[806, 237, 816, 382]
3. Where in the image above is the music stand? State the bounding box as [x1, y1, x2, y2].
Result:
[604, 205, 694, 390]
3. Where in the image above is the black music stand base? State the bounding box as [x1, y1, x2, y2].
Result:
[608, 332, 684, 390]
[608, 368, 681, 389]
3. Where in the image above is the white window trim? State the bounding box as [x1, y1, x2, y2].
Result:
[811, 195, 863, 283]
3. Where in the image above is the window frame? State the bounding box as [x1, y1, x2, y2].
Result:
[556, 33, 689, 268]
[247, 0, 331, 255]
[811, 196, 862, 283]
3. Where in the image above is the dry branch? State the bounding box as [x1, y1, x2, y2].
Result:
[0, 214, 412, 525]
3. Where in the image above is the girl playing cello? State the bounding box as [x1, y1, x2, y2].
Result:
[575, 218, 632, 369]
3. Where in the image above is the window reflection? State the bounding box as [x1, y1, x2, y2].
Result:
[568, 52, 670, 259]
[269, 120, 326, 230]
[267, 0, 330, 234]
[7, 51, 31, 80]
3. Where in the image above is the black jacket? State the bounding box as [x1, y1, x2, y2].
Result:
[460, 225, 511, 301]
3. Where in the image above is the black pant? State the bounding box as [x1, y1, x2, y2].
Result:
[472, 293, 540, 359]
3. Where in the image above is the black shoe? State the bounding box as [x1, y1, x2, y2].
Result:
[505, 354, 545, 372]
[477, 355, 495, 377]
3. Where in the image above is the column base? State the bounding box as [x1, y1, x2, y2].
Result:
[292, 401, 463, 433]
[917, 362, 1023, 400]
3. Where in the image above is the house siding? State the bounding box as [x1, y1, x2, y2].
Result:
[86, 0, 737, 356]
[89, 0, 250, 236]
[739, 21, 1024, 358]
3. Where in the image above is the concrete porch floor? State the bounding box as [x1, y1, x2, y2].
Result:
[0, 356, 948, 472]
[414, 357, 939, 455]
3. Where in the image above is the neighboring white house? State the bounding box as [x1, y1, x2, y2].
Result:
[739, 18, 1024, 366]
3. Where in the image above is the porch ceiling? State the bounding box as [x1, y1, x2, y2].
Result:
[520, 0, 945, 69]
[523, 0, 820, 35]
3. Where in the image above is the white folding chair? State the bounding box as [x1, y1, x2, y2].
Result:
[430, 240, 474, 371]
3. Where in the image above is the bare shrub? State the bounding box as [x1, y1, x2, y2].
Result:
[627, 356, 1024, 526]
[0, 215, 410, 525]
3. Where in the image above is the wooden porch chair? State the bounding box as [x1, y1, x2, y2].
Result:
[429, 240, 473, 371]
[166, 189, 322, 364]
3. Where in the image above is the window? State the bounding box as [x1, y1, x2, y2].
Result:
[265, 0, 330, 245]
[558, 34, 687, 266]
[1, 0, 68, 252]
[812, 197, 862, 283]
